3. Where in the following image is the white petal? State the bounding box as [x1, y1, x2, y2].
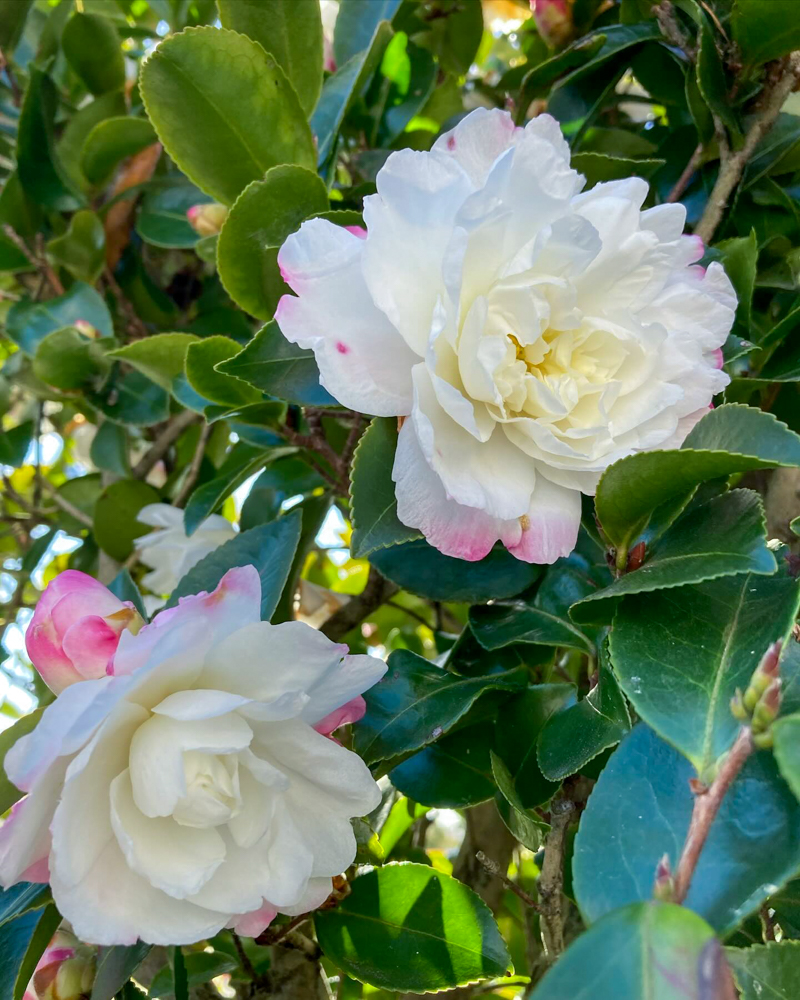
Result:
[227, 768, 275, 849]
[152, 690, 253, 721]
[110, 770, 225, 899]
[433, 107, 518, 186]
[135, 503, 184, 528]
[299, 654, 387, 729]
[279, 876, 333, 917]
[276, 219, 416, 415]
[505, 474, 582, 564]
[0, 756, 70, 885]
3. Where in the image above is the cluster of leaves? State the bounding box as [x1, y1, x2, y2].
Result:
[2, 0, 800, 998]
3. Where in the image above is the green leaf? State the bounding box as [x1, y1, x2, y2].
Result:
[378, 798, 429, 858]
[108, 568, 147, 620]
[56, 474, 103, 534]
[108, 333, 200, 391]
[0, 0, 32, 53]
[171, 947, 187, 1000]
[17, 66, 83, 211]
[311, 21, 393, 166]
[334, 0, 401, 67]
[57, 91, 127, 193]
[727, 941, 800, 999]
[715, 231, 758, 331]
[148, 952, 237, 999]
[217, 166, 329, 321]
[46, 211, 106, 285]
[389, 723, 495, 809]
[570, 152, 665, 187]
[0, 710, 43, 815]
[314, 863, 512, 993]
[595, 404, 800, 552]
[350, 418, 422, 559]
[140, 26, 316, 205]
[165, 513, 302, 621]
[135, 179, 213, 249]
[89, 370, 170, 426]
[572, 490, 777, 625]
[1, 905, 61, 1000]
[537, 652, 630, 781]
[93, 479, 162, 561]
[81, 117, 157, 186]
[0, 422, 33, 469]
[493, 684, 575, 809]
[33, 326, 112, 391]
[732, 0, 800, 70]
[216, 320, 336, 406]
[491, 751, 545, 851]
[240, 456, 325, 529]
[572, 724, 800, 933]
[184, 336, 262, 408]
[354, 649, 526, 767]
[91, 943, 153, 1000]
[773, 714, 800, 802]
[695, 5, 740, 139]
[0, 884, 51, 929]
[371, 539, 540, 603]
[6, 282, 112, 356]
[0, 173, 41, 272]
[611, 562, 800, 775]
[62, 12, 125, 95]
[217, 0, 323, 117]
[469, 603, 594, 656]
[532, 901, 721, 1000]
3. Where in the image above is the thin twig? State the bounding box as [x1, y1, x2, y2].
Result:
[2, 225, 64, 295]
[172, 422, 212, 508]
[131, 410, 199, 480]
[37, 477, 93, 528]
[320, 565, 398, 641]
[386, 599, 433, 630]
[257, 913, 311, 947]
[694, 53, 800, 244]
[476, 851, 543, 913]
[667, 142, 704, 203]
[230, 932, 259, 982]
[34, 234, 65, 296]
[537, 798, 574, 962]
[673, 726, 755, 903]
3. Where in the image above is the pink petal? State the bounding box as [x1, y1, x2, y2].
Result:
[232, 902, 278, 938]
[61, 617, 120, 681]
[314, 695, 366, 736]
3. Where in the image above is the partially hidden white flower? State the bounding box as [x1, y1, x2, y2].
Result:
[134, 503, 237, 596]
[277, 109, 736, 564]
[0, 566, 385, 945]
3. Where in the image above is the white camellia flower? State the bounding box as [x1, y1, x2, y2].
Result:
[277, 109, 736, 564]
[0, 567, 385, 945]
[134, 503, 237, 595]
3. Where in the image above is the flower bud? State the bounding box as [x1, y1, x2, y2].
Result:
[530, 0, 574, 49]
[730, 688, 748, 721]
[33, 957, 95, 1000]
[653, 853, 674, 902]
[751, 679, 781, 733]
[72, 320, 98, 339]
[186, 203, 228, 237]
[25, 570, 143, 694]
[743, 640, 782, 713]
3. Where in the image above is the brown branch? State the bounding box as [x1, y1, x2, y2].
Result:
[667, 143, 704, 203]
[694, 53, 800, 244]
[654, 1, 696, 59]
[673, 726, 755, 903]
[2, 226, 64, 295]
[131, 410, 199, 480]
[172, 422, 212, 509]
[230, 932, 259, 982]
[537, 798, 574, 962]
[319, 565, 398, 641]
[475, 851, 543, 913]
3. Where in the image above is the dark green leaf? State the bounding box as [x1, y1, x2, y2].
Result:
[532, 901, 722, 1000]
[33, 326, 112, 391]
[354, 649, 526, 766]
[92, 943, 153, 1000]
[6, 282, 112, 356]
[0, 422, 34, 468]
[108, 333, 200, 391]
[216, 166, 329, 321]
[350, 418, 422, 558]
[595, 404, 800, 552]
[135, 179, 213, 249]
[538, 654, 630, 781]
[46, 210, 106, 285]
[216, 320, 336, 406]
[93, 479, 162, 561]
[62, 12, 125, 95]
[315, 863, 512, 993]
[334, 0, 401, 67]
[469, 603, 594, 656]
[727, 941, 800, 999]
[148, 952, 237, 998]
[89, 371, 171, 426]
[732, 0, 800, 70]
[108, 568, 147, 620]
[715, 231, 758, 331]
[572, 490, 777, 625]
[0, 885, 51, 929]
[389, 724, 495, 809]
[165, 513, 302, 621]
[57, 91, 127, 193]
[491, 751, 545, 851]
[171, 947, 187, 1000]
[695, 6, 740, 139]
[611, 563, 800, 775]
[2, 905, 61, 1000]
[371, 539, 540, 603]
[572, 724, 800, 933]
[140, 26, 315, 205]
[0, 0, 32, 53]
[0, 710, 43, 815]
[773, 713, 800, 802]
[81, 117, 157, 186]
[493, 684, 575, 809]
[217, 0, 323, 117]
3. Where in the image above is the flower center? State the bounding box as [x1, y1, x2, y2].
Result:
[172, 750, 242, 828]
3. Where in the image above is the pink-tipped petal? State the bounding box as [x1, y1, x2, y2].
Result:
[231, 902, 278, 938]
[314, 695, 366, 736]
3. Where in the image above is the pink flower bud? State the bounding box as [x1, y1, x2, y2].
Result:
[530, 0, 574, 49]
[72, 321, 97, 339]
[25, 571, 143, 694]
[26, 931, 95, 1000]
[186, 203, 228, 237]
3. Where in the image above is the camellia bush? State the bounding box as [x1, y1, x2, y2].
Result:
[3, 0, 800, 996]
